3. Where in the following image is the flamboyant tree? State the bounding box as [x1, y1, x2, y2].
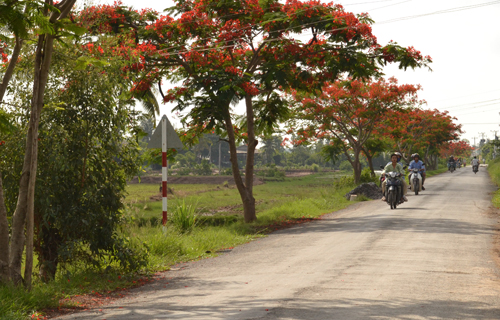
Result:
[440, 140, 473, 159]
[292, 77, 422, 184]
[380, 108, 462, 169]
[74, 0, 431, 222]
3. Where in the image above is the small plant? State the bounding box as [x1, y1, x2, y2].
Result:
[170, 200, 198, 233]
[311, 163, 319, 172]
[223, 180, 229, 188]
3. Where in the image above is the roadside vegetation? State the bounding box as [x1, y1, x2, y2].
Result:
[488, 158, 500, 208]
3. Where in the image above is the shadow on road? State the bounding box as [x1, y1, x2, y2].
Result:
[274, 214, 494, 236]
[91, 295, 500, 319]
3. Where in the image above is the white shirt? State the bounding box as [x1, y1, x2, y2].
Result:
[472, 159, 480, 166]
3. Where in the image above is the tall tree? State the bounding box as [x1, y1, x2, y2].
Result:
[0, 0, 78, 286]
[292, 77, 421, 184]
[380, 108, 461, 169]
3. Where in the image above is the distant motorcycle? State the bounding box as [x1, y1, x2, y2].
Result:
[473, 164, 479, 174]
[384, 171, 404, 209]
[409, 168, 423, 195]
[449, 163, 455, 173]
[457, 162, 462, 169]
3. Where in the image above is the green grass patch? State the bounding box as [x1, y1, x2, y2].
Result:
[488, 158, 500, 209]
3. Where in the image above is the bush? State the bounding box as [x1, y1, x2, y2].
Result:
[311, 163, 319, 172]
[193, 159, 212, 175]
[170, 200, 198, 233]
[178, 167, 191, 176]
[339, 160, 353, 172]
[360, 167, 377, 183]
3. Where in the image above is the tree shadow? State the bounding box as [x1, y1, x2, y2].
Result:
[274, 214, 494, 236]
[89, 294, 500, 319]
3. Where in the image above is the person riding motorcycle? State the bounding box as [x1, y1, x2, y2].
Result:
[381, 153, 408, 202]
[471, 156, 480, 172]
[409, 153, 426, 190]
[447, 155, 456, 171]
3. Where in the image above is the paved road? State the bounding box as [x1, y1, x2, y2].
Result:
[60, 165, 500, 319]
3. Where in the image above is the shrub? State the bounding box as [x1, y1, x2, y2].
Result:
[339, 160, 353, 172]
[311, 163, 319, 172]
[360, 167, 377, 183]
[170, 200, 198, 233]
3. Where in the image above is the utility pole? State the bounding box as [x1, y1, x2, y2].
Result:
[219, 141, 222, 175]
[472, 137, 477, 147]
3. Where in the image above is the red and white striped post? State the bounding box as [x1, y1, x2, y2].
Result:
[161, 117, 168, 229]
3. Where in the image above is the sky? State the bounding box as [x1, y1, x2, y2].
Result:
[101, 0, 500, 146]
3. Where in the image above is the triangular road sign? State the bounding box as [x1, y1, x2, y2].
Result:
[147, 115, 184, 149]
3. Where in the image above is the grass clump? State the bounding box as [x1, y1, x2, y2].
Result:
[170, 199, 199, 233]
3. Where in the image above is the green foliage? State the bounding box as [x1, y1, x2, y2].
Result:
[360, 167, 378, 184]
[170, 200, 199, 233]
[339, 160, 353, 172]
[193, 159, 212, 176]
[311, 164, 319, 172]
[256, 164, 285, 179]
[0, 41, 149, 279]
[488, 158, 500, 209]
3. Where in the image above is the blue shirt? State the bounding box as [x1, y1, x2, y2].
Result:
[409, 160, 425, 172]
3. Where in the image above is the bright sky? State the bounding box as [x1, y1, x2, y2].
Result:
[102, 0, 500, 146]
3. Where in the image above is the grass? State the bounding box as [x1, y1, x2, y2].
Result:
[487, 158, 500, 208]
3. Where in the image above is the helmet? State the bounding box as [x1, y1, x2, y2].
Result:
[474, 156, 477, 159]
[394, 152, 402, 157]
[413, 153, 419, 158]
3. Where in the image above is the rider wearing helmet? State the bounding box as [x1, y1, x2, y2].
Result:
[409, 153, 426, 190]
[447, 155, 456, 170]
[381, 152, 408, 202]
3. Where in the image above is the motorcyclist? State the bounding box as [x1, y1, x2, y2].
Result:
[409, 153, 426, 190]
[381, 153, 408, 202]
[471, 156, 480, 172]
[447, 155, 456, 171]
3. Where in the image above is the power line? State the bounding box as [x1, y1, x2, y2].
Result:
[378, 0, 500, 24]
[453, 105, 500, 116]
[368, 0, 411, 12]
[427, 89, 500, 103]
[438, 98, 500, 111]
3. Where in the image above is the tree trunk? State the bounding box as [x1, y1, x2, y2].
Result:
[0, 36, 23, 102]
[352, 151, 362, 185]
[5, 0, 76, 286]
[0, 172, 10, 284]
[243, 95, 257, 222]
[223, 101, 256, 223]
[38, 224, 60, 282]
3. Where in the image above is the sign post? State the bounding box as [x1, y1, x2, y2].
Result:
[147, 115, 183, 233]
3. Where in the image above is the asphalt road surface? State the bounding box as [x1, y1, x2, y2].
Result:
[60, 165, 500, 320]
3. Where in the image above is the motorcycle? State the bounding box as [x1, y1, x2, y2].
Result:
[473, 164, 479, 174]
[449, 163, 455, 173]
[385, 171, 404, 209]
[408, 168, 423, 195]
[457, 162, 462, 169]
